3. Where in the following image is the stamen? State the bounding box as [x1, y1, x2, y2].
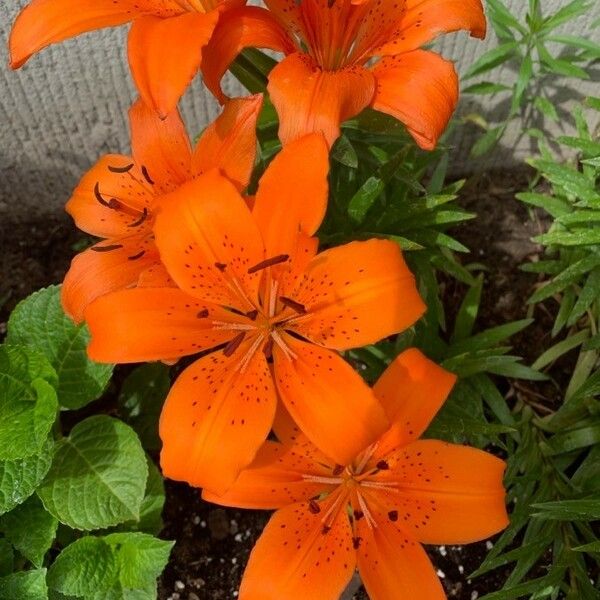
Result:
[141, 165, 154, 185]
[212, 321, 255, 331]
[361, 481, 399, 493]
[356, 492, 377, 530]
[223, 332, 246, 357]
[271, 330, 297, 361]
[246, 309, 259, 321]
[320, 489, 347, 528]
[128, 208, 149, 228]
[127, 250, 146, 261]
[94, 182, 111, 208]
[356, 442, 379, 475]
[332, 465, 345, 477]
[237, 333, 265, 374]
[108, 163, 134, 173]
[247, 254, 289, 274]
[279, 296, 306, 314]
[268, 280, 279, 318]
[301, 474, 343, 485]
[262, 337, 274, 360]
[91, 244, 123, 252]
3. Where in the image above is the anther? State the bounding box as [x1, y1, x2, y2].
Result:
[215, 262, 227, 272]
[108, 163, 134, 173]
[352, 536, 362, 549]
[247, 254, 289, 274]
[91, 244, 123, 252]
[376, 460, 389, 471]
[127, 250, 146, 261]
[246, 309, 259, 321]
[388, 510, 398, 522]
[309, 499, 321, 514]
[197, 309, 209, 318]
[94, 182, 112, 208]
[128, 208, 149, 228]
[353, 510, 364, 521]
[262, 337, 274, 360]
[223, 331, 246, 357]
[141, 165, 154, 185]
[321, 525, 331, 535]
[332, 465, 344, 476]
[279, 296, 306, 314]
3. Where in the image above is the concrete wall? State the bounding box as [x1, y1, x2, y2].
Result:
[0, 0, 599, 221]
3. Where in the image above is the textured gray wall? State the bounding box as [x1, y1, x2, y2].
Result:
[1, 0, 599, 222]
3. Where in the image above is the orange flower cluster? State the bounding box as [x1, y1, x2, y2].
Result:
[10, 0, 507, 597]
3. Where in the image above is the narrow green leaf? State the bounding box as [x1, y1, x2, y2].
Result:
[464, 42, 519, 79]
[532, 499, 600, 520]
[515, 192, 571, 219]
[452, 274, 483, 342]
[532, 330, 589, 370]
[463, 81, 511, 95]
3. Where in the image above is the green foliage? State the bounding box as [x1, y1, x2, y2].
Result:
[37, 416, 148, 531]
[0, 569, 48, 600]
[7, 286, 113, 410]
[0, 346, 57, 461]
[47, 533, 173, 599]
[464, 0, 599, 156]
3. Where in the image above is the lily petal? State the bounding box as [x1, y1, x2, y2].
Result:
[268, 53, 375, 147]
[9, 0, 183, 68]
[373, 348, 456, 455]
[66, 155, 153, 238]
[355, 504, 446, 600]
[202, 440, 333, 509]
[291, 239, 425, 350]
[371, 50, 459, 150]
[160, 340, 277, 493]
[273, 335, 388, 466]
[85, 287, 235, 363]
[373, 0, 486, 56]
[376, 439, 509, 544]
[253, 133, 329, 258]
[154, 171, 265, 312]
[192, 95, 263, 191]
[129, 99, 192, 193]
[202, 6, 295, 102]
[61, 233, 158, 323]
[239, 500, 355, 600]
[128, 11, 219, 118]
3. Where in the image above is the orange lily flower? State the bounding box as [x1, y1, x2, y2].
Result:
[204, 348, 509, 600]
[85, 136, 426, 492]
[62, 94, 263, 323]
[202, 0, 486, 149]
[9, 0, 243, 117]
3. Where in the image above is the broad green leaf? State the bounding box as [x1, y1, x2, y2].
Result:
[532, 499, 600, 521]
[0, 569, 48, 600]
[0, 439, 53, 515]
[6, 286, 113, 410]
[47, 537, 119, 597]
[37, 416, 147, 530]
[0, 496, 58, 568]
[331, 135, 358, 168]
[47, 533, 173, 598]
[0, 346, 58, 460]
[0, 540, 13, 576]
[118, 364, 169, 452]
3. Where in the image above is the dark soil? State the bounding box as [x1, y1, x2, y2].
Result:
[0, 170, 559, 599]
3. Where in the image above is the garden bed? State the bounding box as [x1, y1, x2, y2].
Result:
[1, 168, 562, 600]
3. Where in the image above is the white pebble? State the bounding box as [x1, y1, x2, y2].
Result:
[438, 545, 447, 557]
[174, 581, 185, 591]
[436, 569, 446, 579]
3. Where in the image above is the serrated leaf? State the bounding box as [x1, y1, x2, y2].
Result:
[0, 439, 53, 515]
[0, 496, 58, 568]
[0, 540, 13, 576]
[47, 533, 173, 598]
[0, 346, 58, 460]
[0, 569, 48, 600]
[37, 416, 147, 531]
[118, 365, 169, 453]
[6, 286, 114, 410]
